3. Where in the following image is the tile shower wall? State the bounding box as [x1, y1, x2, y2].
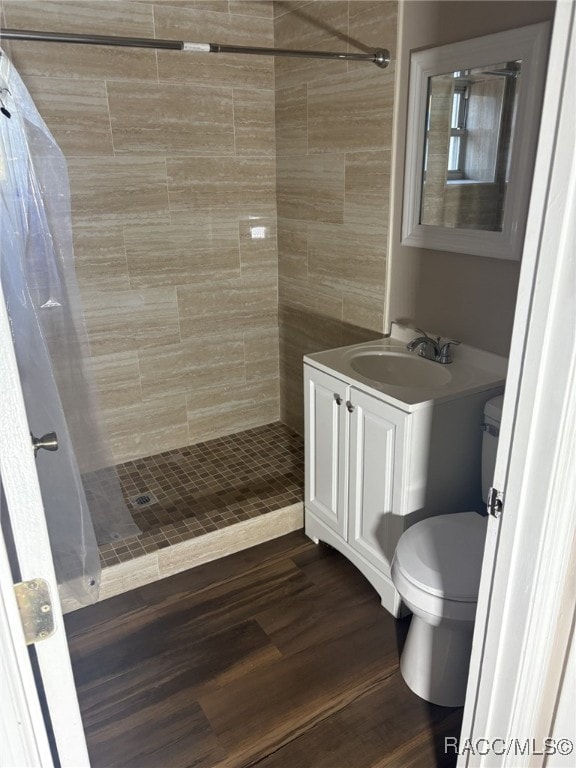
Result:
[274, 1, 398, 432]
[2, 0, 280, 463]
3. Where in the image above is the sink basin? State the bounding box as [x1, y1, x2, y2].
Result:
[349, 351, 452, 388]
[304, 324, 507, 410]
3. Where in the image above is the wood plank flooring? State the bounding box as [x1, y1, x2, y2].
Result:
[65, 532, 463, 768]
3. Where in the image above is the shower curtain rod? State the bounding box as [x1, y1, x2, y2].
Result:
[0, 28, 390, 68]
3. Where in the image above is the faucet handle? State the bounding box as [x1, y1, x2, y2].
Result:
[438, 340, 461, 364]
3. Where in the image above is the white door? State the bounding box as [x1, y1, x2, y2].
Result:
[304, 366, 348, 537]
[459, 2, 575, 764]
[0, 291, 90, 766]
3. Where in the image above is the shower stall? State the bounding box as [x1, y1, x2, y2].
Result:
[0, 0, 394, 608]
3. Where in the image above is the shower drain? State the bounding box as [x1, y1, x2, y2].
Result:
[130, 492, 158, 507]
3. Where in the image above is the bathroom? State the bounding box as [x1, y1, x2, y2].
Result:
[1, 0, 574, 766]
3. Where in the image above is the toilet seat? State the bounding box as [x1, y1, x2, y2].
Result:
[394, 511, 488, 602]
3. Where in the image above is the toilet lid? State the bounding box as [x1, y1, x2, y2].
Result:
[394, 512, 488, 601]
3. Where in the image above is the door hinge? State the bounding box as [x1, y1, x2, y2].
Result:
[13, 578, 55, 645]
[487, 486, 504, 519]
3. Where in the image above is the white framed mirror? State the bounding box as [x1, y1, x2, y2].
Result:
[402, 22, 550, 260]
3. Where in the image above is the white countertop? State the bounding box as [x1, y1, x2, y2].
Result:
[304, 323, 507, 412]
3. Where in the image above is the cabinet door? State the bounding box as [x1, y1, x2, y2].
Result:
[304, 366, 348, 537]
[347, 388, 406, 574]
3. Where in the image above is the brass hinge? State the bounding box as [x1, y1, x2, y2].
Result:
[13, 579, 55, 645]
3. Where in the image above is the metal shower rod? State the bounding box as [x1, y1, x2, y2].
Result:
[0, 28, 390, 68]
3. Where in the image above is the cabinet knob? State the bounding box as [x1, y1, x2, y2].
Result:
[334, 394, 343, 405]
[346, 400, 355, 413]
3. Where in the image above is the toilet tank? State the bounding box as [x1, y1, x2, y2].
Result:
[481, 395, 504, 502]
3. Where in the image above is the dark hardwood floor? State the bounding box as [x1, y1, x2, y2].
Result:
[65, 532, 462, 768]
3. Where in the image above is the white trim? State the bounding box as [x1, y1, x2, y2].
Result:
[459, 1, 576, 765]
[402, 22, 550, 260]
[0, 291, 90, 766]
[0, 533, 54, 767]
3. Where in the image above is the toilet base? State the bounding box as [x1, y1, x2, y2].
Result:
[400, 615, 474, 707]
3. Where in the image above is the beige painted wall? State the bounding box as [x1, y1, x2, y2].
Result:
[389, 0, 556, 357]
[2, 0, 280, 463]
[275, 0, 398, 432]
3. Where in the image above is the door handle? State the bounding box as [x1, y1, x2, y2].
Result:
[31, 432, 58, 458]
[346, 400, 355, 413]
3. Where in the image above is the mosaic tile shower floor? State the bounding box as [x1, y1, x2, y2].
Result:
[99, 422, 304, 567]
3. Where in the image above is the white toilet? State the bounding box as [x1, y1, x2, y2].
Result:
[391, 395, 503, 707]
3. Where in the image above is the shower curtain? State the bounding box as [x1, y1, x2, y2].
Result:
[0, 52, 139, 603]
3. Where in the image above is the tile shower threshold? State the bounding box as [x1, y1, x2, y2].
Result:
[60, 502, 303, 613]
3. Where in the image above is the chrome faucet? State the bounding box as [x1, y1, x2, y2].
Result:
[407, 329, 460, 364]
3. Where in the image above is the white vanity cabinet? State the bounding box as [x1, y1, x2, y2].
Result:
[304, 356, 504, 617]
[305, 365, 409, 615]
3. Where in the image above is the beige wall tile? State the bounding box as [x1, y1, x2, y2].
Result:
[23, 77, 114, 156]
[3, 0, 157, 82]
[177, 275, 278, 338]
[277, 219, 308, 281]
[154, 2, 274, 46]
[273, 1, 312, 19]
[205, 211, 243, 263]
[275, 84, 308, 156]
[342, 290, 385, 333]
[167, 156, 276, 213]
[273, 1, 349, 89]
[186, 378, 279, 444]
[274, 0, 348, 48]
[308, 69, 394, 153]
[90, 351, 142, 410]
[73, 221, 130, 291]
[274, 53, 344, 92]
[344, 150, 391, 226]
[276, 154, 345, 223]
[68, 157, 170, 224]
[3, 0, 155, 35]
[307, 222, 387, 294]
[274, 2, 397, 433]
[229, 0, 273, 18]
[279, 277, 343, 322]
[81, 287, 180, 355]
[6, 41, 158, 83]
[244, 327, 280, 381]
[104, 393, 189, 464]
[345, 150, 391, 197]
[138, 336, 246, 400]
[347, 1, 398, 67]
[155, 4, 274, 88]
[107, 81, 235, 155]
[239, 215, 278, 275]
[233, 88, 276, 156]
[124, 219, 240, 288]
[141, 2, 229, 11]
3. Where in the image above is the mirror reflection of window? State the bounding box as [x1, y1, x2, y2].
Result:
[420, 60, 521, 232]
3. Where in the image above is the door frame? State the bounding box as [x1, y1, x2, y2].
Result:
[0, 289, 90, 766]
[458, 1, 576, 764]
